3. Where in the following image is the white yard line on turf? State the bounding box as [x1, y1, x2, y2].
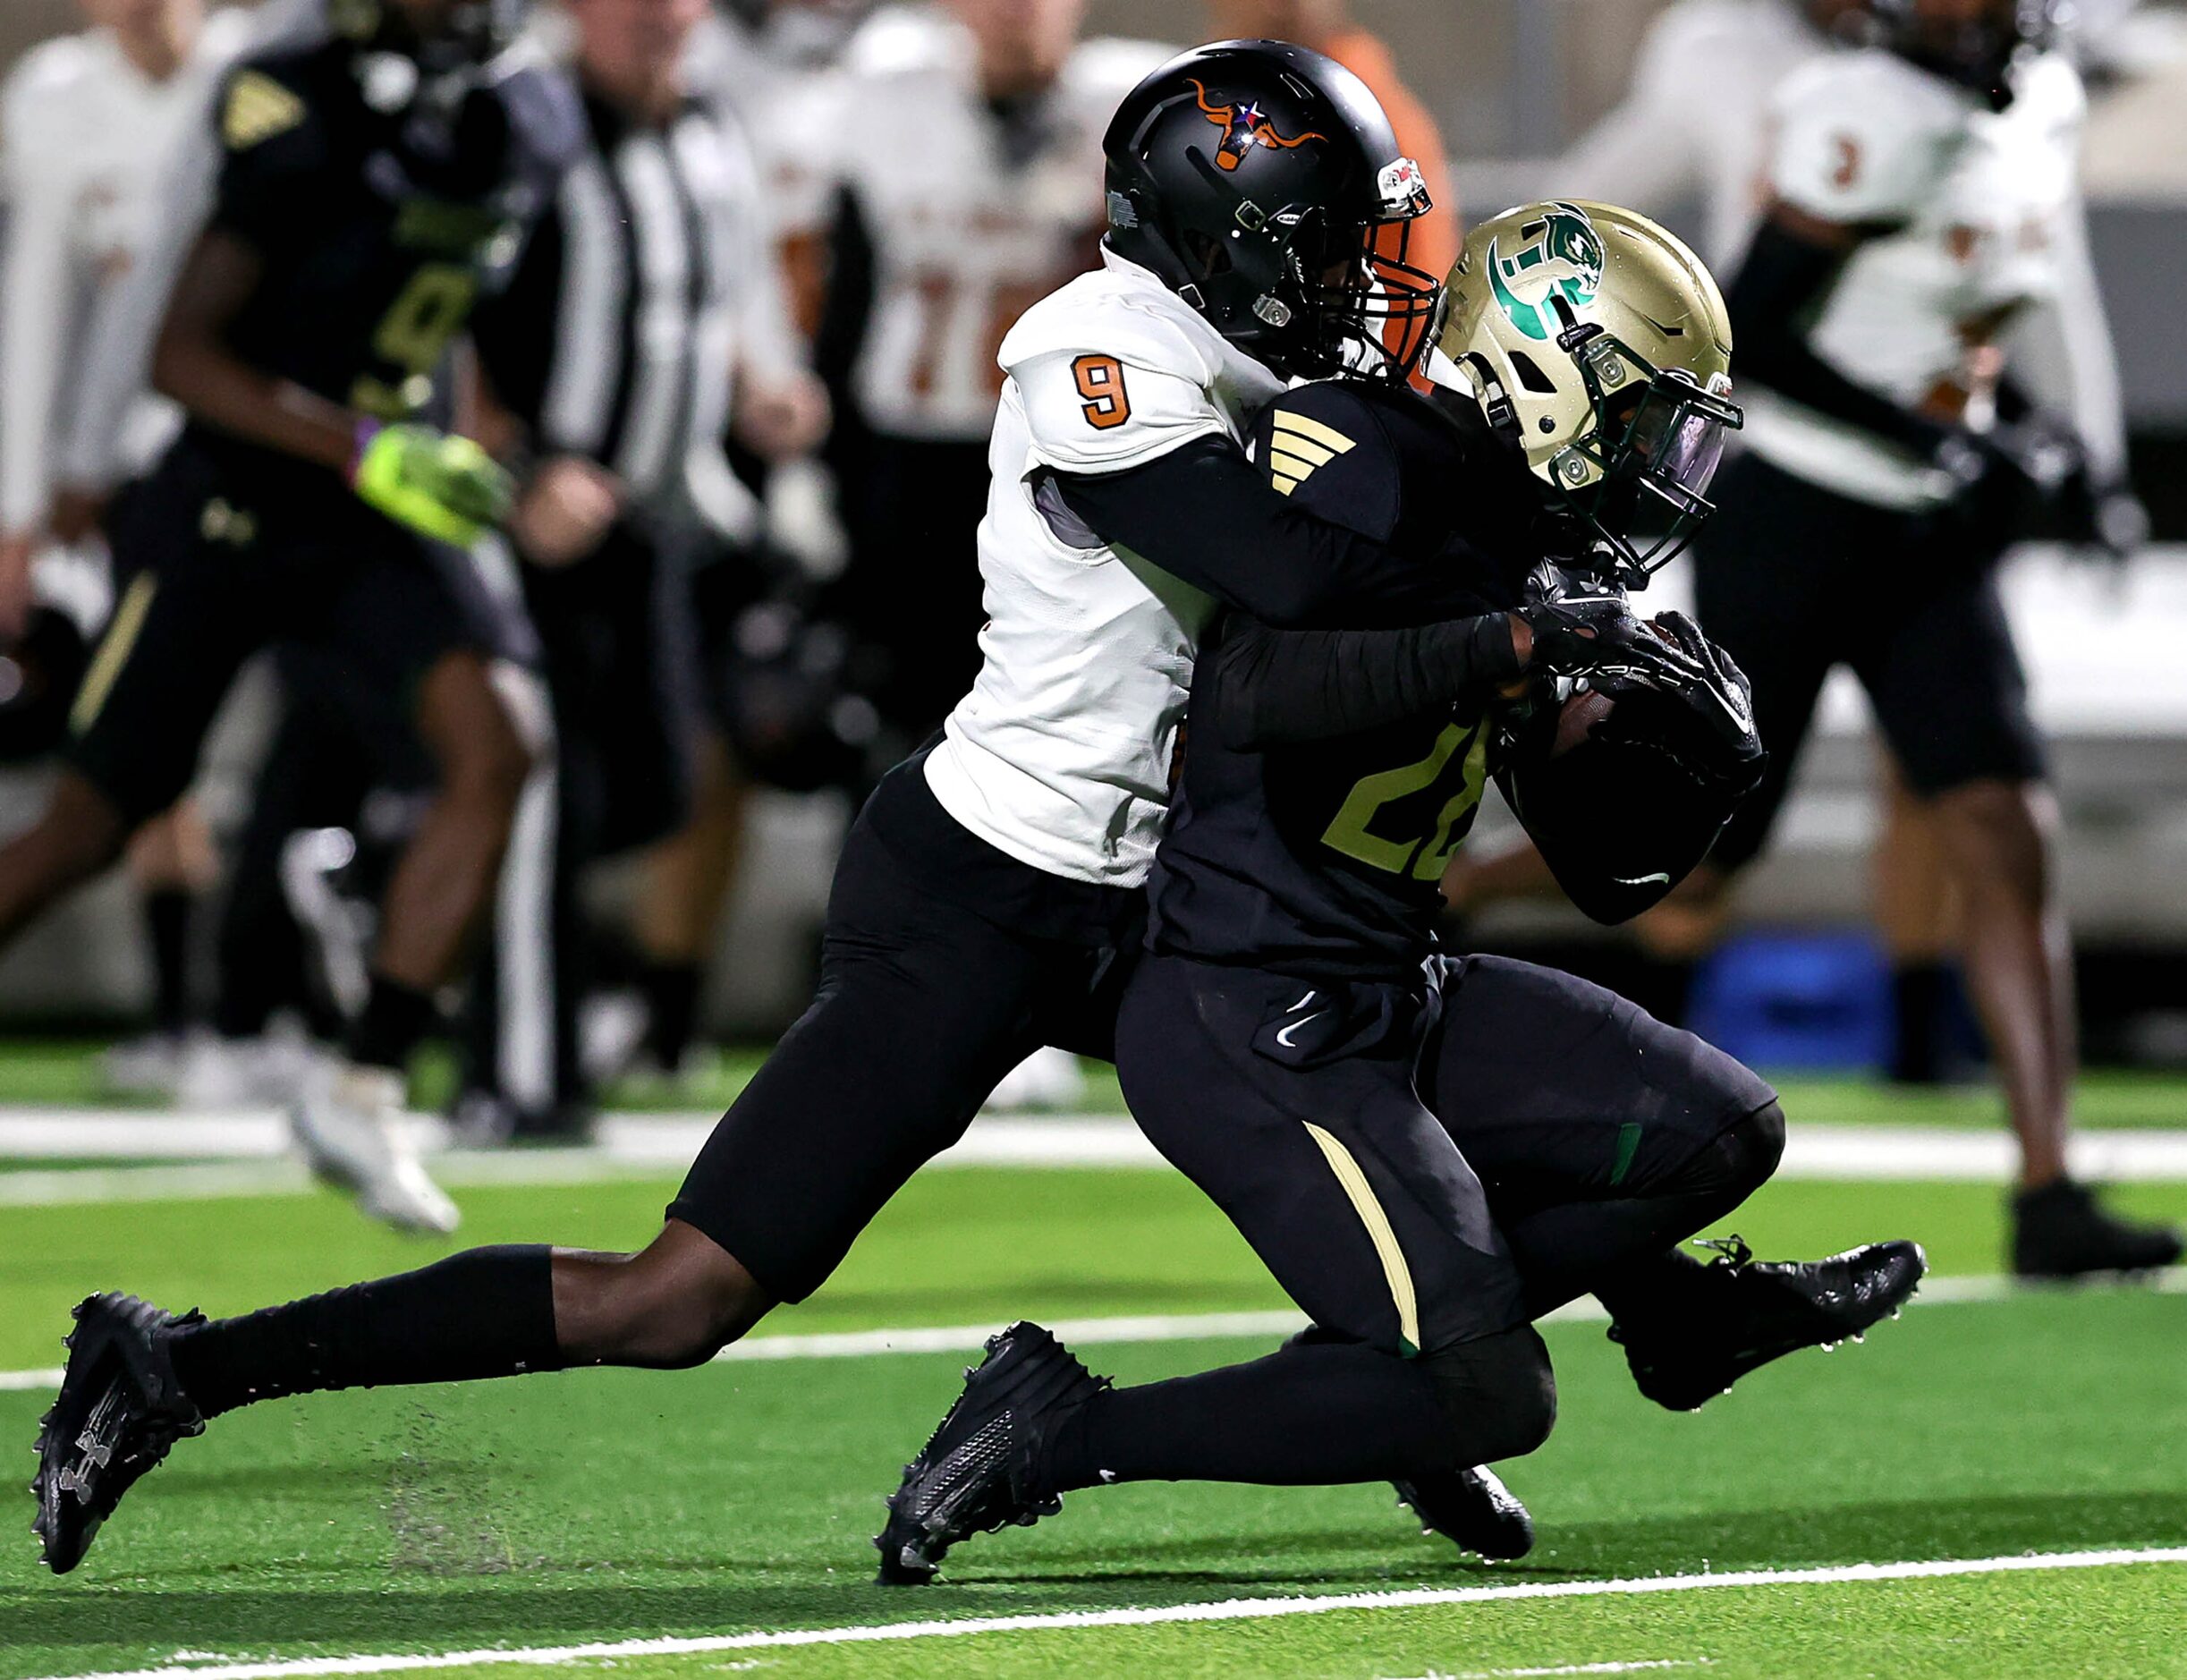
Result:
[18, 1548, 2187, 1680]
[4, 1114, 2187, 1189]
[0, 1266, 2177, 1395]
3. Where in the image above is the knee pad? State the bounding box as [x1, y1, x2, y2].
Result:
[1420, 1323, 1557, 1464]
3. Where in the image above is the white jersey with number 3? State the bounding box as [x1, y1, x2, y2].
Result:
[922, 248, 1286, 887]
[1742, 47, 2084, 509]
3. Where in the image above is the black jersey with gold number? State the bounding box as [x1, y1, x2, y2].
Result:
[183, 33, 579, 507]
[1146, 379, 1548, 980]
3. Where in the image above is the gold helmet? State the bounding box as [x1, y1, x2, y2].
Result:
[1428, 199, 1741, 584]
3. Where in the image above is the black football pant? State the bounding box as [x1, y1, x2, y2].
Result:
[668, 797, 1134, 1302]
[1695, 455, 2046, 874]
[1078, 950, 1783, 1489]
[1420, 954, 1784, 1319]
[1118, 952, 1782, 1350]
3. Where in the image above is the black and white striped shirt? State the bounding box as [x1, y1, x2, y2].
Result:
[478, 86, 793, 527]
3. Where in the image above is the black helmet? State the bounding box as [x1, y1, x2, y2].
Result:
[1862, 0, 2068, 108]
[1102, 39, 1441, 381]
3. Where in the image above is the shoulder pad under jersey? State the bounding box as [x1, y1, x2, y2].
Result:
[1000, 264, 1226, 386]
[1247, 380, 1411, 542]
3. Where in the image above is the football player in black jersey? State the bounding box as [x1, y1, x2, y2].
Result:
[875, 202, 1925, 1582]
[23, 55, 1897, 1585]
[0, 0, 580, 1231]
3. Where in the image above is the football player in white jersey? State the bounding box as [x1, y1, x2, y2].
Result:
[1455, 0, 2140, 1092]
[1664, 0, 2179, 1277]
[29, 39, 1488, 1574]
[780, 0, 1167, 1110]
[0, 0, 256, 1096]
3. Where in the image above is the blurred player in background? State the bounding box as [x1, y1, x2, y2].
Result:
[1548, 0, 1862, 271]
[0, 0, 256, 1096]
[1202, 0, 1458, 279]
[786, 0, 1162, 747]
[1454, 0, 2140, 1088]
[456, 0, 827, 1134]
[1674, 0, 2175, 1276]
[0, 0, 581, 1231]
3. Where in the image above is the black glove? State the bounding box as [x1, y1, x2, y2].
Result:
[2054, 468, 2150, 564]
[1933, 415, 2085, 554]
[1519, 583, 1710, 691]
[1590, 611, 1766, 796]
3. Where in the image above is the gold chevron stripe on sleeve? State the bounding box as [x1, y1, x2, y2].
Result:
[1271, 438, 1336, 470]
[1269, 445, 1330, 488]
[223, 72, 306, 150]
[1272, 411, 1358, 455]
[1302, 1122, 1421, 1355]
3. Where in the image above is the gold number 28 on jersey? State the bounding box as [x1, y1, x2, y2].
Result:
[1321, 720, 1492, 883]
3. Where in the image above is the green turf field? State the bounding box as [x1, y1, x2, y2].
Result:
[0, 1152, 2183, 1680]
[8, 1034, 2187, 1129]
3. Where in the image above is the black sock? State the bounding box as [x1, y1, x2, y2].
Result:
[640, 962, 703, 1068]
[1891, 961, 1949, 1084]
[1592, 1245, 1710, 1331]
[169, 1244, 564, 1418]
[346, 975, 438, 1073]
[144, 888, 194, 1037]
[1039, 1340, 1453, 1493]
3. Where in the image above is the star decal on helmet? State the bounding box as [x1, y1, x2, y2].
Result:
[1189, 80, 1327, 172]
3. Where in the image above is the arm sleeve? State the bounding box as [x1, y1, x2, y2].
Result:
[1208, 613, 1522, 751]
[810, 182, 875, 406]
[1496, 729, 1739, 926]
[1052, 437, 1436, 627]
[1727, 217, 1954, 457]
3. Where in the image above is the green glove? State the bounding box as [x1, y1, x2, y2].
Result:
[349, 422, 514, 547]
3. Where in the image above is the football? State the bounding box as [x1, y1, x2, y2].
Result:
[1553, 685, 1616, 757]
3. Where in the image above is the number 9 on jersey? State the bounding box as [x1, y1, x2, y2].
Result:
[1072, 355, 1132, 431]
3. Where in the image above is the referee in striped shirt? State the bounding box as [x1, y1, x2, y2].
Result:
[464, 0, 827, 1134]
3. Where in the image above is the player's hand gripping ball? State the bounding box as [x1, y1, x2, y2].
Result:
[1590, 611, 1765, 795]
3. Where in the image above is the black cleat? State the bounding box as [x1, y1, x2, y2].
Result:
[2012, 1178, 2183, 1279]
[1391, 1464, 1534, 1561]
[1609, 1236, 1927, 1413]
[30, 1294, 206, 1574]
[874, 1321, 1108, 1585]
